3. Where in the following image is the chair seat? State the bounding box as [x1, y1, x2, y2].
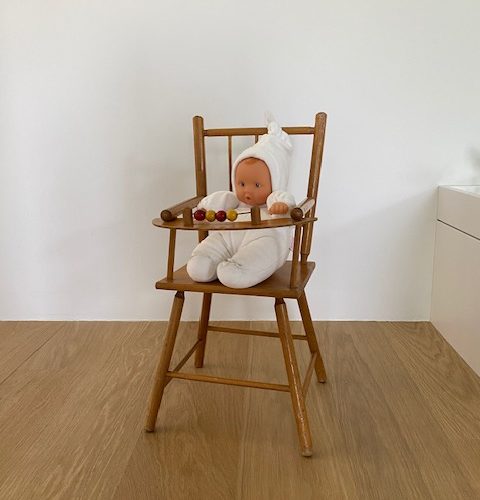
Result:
[155, 260, 315, 298]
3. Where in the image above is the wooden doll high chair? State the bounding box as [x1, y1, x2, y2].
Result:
[145, 113, 327, 457]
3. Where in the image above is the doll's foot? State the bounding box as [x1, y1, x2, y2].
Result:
[217, 260, 259, 288]
[186, 255, 218, 282]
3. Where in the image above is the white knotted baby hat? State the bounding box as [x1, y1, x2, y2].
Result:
[231, 114, 293, 195]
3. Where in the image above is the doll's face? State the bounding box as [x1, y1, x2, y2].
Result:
[235, 158, 272, 205]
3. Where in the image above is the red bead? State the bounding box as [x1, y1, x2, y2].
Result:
[193, 209, 206, 221]
[215, 210, 227, 222]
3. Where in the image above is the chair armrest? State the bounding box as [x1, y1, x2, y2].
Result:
[290, 198, 315, 221]
[160, 196, 204, 222]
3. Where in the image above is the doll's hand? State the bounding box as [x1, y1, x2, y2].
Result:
[198, 191, 239, 212]
[268, 202, 289, 215]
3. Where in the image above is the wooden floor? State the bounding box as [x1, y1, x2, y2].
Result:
[0, 319, 479, 499]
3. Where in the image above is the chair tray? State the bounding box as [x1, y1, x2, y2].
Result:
[152, 217, 316, 231]
[155, 261, 315, 298]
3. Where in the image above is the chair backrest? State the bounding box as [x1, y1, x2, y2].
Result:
[192, 113, 327, 263]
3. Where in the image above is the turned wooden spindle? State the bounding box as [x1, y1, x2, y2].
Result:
[251, 206, 261, 225]
[166, 229, 176, 280]
[228, 136, 233, 192]
[182, 207, 193, 227]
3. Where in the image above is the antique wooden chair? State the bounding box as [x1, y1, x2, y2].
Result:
[145, 113, 328, 457]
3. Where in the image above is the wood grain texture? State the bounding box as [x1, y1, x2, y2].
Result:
[0, 321, 479, 499]
[0, 322, 165, 499]
[0, 321, 63, 385]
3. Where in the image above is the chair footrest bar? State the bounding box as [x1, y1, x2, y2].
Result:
[302, 352, 318, 396]
[166, 371, 291, 392]
[208, 325, 308, 341]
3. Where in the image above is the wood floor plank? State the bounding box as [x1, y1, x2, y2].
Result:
[346, 321, 479, 499]
[237, 320, 434, 500]
[0, 320, 479, 500]
[234, 320, 359, 500]
[0, 321, 63, 384]
[383, 321, 480, 494]
[112, 321, 253, 500]
[0, 321, 165, 500]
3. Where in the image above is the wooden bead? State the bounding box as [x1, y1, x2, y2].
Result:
[194, 209, 206, 221]
[226, 209, 238, 221]
[290, 207, 304, 221]
[160, 209, 175, 222]
[215, 210, 227, 222]
[206, 210, 216, 222]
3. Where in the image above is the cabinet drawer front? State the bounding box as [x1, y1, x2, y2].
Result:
[438, 186, 480, 240]
[431, 221, 480, 376]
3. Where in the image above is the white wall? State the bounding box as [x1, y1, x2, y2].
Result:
[1, 0, 479, 321]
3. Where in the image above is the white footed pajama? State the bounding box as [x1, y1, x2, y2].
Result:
[186, 191, 295, 288]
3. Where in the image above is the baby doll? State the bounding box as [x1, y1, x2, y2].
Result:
[186, 119, 296, 288]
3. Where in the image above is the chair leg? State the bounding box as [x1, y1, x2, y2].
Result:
[194, 293, 212, 368]
[297, 292, 327, 383]
[275, 298, 313, 457]
[145, 291, 184, 432]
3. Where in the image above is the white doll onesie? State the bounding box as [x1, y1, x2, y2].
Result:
[186, 190, 296, 288]
[186, 119, 295, 289]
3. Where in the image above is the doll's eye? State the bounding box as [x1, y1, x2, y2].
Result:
[240, 181, 245, 187]
[255, 182, 260, 188]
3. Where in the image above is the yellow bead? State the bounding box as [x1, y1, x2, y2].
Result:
[206, 210, 216, 222]
[226, 209, 238, 221]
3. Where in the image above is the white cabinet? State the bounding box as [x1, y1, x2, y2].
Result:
[431, 186, 480, 376]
